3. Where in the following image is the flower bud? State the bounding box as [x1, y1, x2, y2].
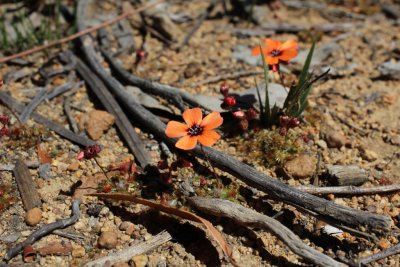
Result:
[224, 96, 236, 107]
[0, 127, 10, 137]
[232, 110, 246, 120]
[219, 83, 229, 96]
[246, 108, 257, 120]
[279, 115, 290, 127]
[278, 127, 287, 136]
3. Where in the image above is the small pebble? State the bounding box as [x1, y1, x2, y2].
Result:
[113, 263, 129, 267]
[131, 254, 148, 267]
[25, 207, 42, 226]
[72, 245, 86, 258]
[98, 231, 118, 249]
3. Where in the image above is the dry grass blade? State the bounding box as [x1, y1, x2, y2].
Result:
[89, 193, 234, 264]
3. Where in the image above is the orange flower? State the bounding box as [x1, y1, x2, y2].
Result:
[252, 39, 298, 70]
[165, 108, 223, 150]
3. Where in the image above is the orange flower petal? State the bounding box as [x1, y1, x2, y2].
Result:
[197, 130, 221, 147]
[265, 39, 281, 51]
[175, 135, 197, 150]
[279, 49, 298, 61]
[183, 108, 202, 126]
[251, 46, 268, 56]
[265, 55, 279, 65]
[165, 121, 188, 138]
[280, 40, 298, 51]
[201, 111, 223, 131]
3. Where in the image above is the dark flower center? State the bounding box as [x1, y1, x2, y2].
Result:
[187, 124, 203, 136]
[270, 49, 282, 57]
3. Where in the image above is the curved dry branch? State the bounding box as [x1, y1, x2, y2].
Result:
[188, 197, 345, 267]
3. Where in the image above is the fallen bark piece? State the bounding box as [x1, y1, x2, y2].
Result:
[80, 109, 115, 140]
[84, 231, 171, 267]
[5, 199, 81, 261]
[13, 159, 42, 211]
[188, 197, 345, 267]
[90, 193, 234, 264]
[327, 165, 368, 186]
[36, 241, 73, 256]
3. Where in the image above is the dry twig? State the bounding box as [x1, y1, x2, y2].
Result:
[5, 199, 81, 261]
[188, 197, 345, 267]
[84, 231, 171, 267]
[0, 0, 164, 64]
[0, 92, 95, 147]
[59, 51, 152, 168]
[297, 184, 400, 195]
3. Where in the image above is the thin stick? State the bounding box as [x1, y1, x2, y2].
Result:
[0, 92, 95, 147]
[191, 70, 263, 87]
[177, 0, 220, 51]
[5, 199, 81, 261]
[84, 231, 172, 267]
[93, 157, 109, 180]
[0, 0, 164, 64]
[349, 242, 400, 267]
[296, 184, 400, 195]
[188, 197, 345, 267]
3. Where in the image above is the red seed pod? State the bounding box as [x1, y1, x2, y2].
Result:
[271, 64, 279, 72]
[224, 96, 236, 107]
[219, 83, 229, 96]
[102, 184, 112, 193]
[0, 115, 10, 125]
[83, 144, 101, 159]
[246, 108, 257, 120]
[288, 117, 300, 128]
[232, 110, 246, 120]
[157, 160, 169, 170]
[136, 49, 146, 61]
[177, 158, 193, 168]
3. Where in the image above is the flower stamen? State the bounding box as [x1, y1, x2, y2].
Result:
[187, 124, 203, 136]
[270, 49, 282, 57]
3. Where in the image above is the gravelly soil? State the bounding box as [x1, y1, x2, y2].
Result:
[1, 1, 400, 266]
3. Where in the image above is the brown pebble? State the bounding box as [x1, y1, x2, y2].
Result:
[131, 254, 148, 267]
[322, 126, 347, 148]
[98, 231, 118, 249]
[119, 221, 131, 231]
[67, 161, 80, 171]
[25, 207, 42, 226]
[72, 245, 86, 258]
[125, 224, 135, 236]
[283, 154, 316, 179]
[113, 263, 129, 267]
